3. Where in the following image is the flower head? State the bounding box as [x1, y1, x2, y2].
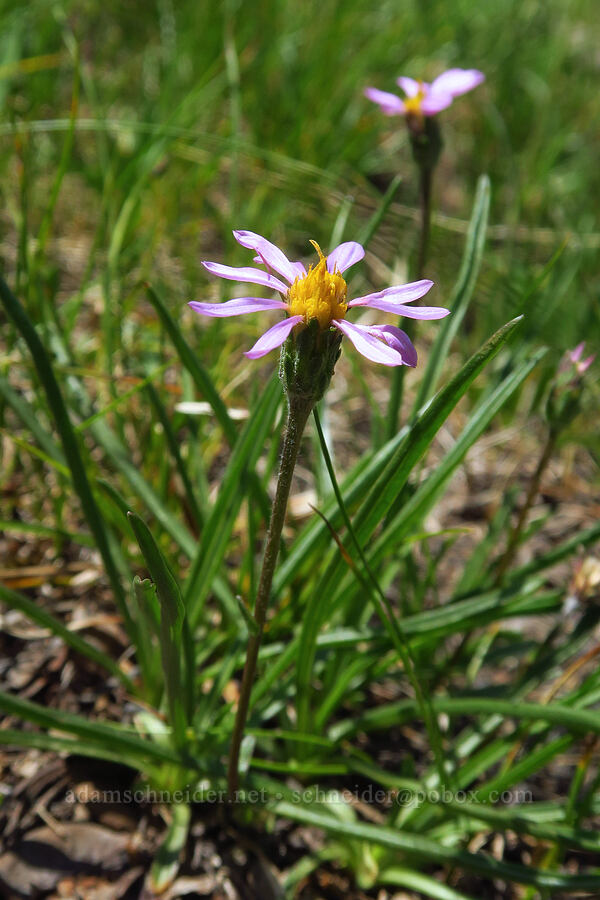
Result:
[546, 342, 595, 432]
[566, 342, 595, 377]
[365, 67, 485, 120]
[190, 231, 449, 368]
[287, 241, 348, 328]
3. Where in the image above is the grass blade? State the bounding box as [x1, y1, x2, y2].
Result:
[0, 689, 179, 765]
[269, 802, 600, 890]
[128, 511, 194, 746]
[330, 695, 600, 743]
[414, 174, 491, 409]
[146, 283, 237, 444]
[184, 374, 281, 627]
[0, 275, 131, 634]
[297, 317, 523, 733]
[373, 349, 546, 558]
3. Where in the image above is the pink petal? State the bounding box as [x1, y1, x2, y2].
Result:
[188, 297, 288, 318]
[368, 325, 418, 367]
[253, 254, 307, 278]
[397, 76, 423, 98]
[290, 260, 308, 277]
[202, 261, 288, 294]
[327, 241, 365, 274]
[362, 300, 449, 319]
[420, 91, 454, 115]
[569, 342, 585, 363]
[578, 355, 595, 374]
[244, 316, 303, 359]
[349, 279, 434, 309]
[233, 230, 304, 283]
[364, 87, 405, 116]
[333, 319, 403, 367]
[430, 68, 485, 98]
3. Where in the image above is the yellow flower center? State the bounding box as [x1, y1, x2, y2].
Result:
[287, 241, 348, 329]
[403, 83, 426, 117]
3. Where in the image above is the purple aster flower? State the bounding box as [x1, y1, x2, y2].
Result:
[189, 231, 449, 367]
[365, 67, 485, 119]
[567, 342, 595, 376]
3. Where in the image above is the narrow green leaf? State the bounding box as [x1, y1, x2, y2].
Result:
[146, 283, 237, 444]
[0, 275, 131, 634]
[128, 511, 193, 745]
[297, 318, 523, 733]
[0, 430, 70, 477]
[92, 419, 197, 558]
[145, 284, 273, 530]
[273, 421, 410, 594]
[357, 175, 403, 249]
[0, 373, 65, 465]
[34, 47, 79, 258]
[443, 799, 600, 853]
[0, 518, 93, 547]
[149, 803, 191, 893]
[184, 375, 282, 627]
[414, 174, 491, 408]
[131, 576, 162, 702]
[270, 802, 600, 890]
[362, 316, 523, 540]
[330, 695, 600, 743]
[377, 868, 476, 900]
[0, 729, 158, 773]
[373, 349, 546, 558]
[475, 735, 573, 802]
[74, 361, 171, 433]
[313, 405, 449, 789]
[325, 350, 546, 622]
[146, 383, 204, 530]
[507, 519, 600, 584]
[0, 689, 179, 764]
[236, 595, 259, 635]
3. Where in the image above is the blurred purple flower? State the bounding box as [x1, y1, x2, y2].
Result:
[568, 342, 595, 376]
[190, 232, 449, 367]
[365, 68, 485, 118]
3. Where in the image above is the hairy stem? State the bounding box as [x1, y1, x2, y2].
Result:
[227, 393, 312, 798]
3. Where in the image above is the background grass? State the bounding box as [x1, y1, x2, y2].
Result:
[1, 0, 598, 381]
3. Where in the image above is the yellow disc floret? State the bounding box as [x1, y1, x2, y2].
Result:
[287, 241, 348, 329]
[403, 82, 426, 117]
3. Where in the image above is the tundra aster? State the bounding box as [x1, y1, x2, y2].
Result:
[365, 67, 484, 119]
[190, 231, 449, 367]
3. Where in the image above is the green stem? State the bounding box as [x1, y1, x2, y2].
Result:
[227, 393, 312, 798]
[386, 162, 433, 442]
[496, 429, 557, 583]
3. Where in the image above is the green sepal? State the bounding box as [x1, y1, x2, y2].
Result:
[279, 318, 342, 403]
